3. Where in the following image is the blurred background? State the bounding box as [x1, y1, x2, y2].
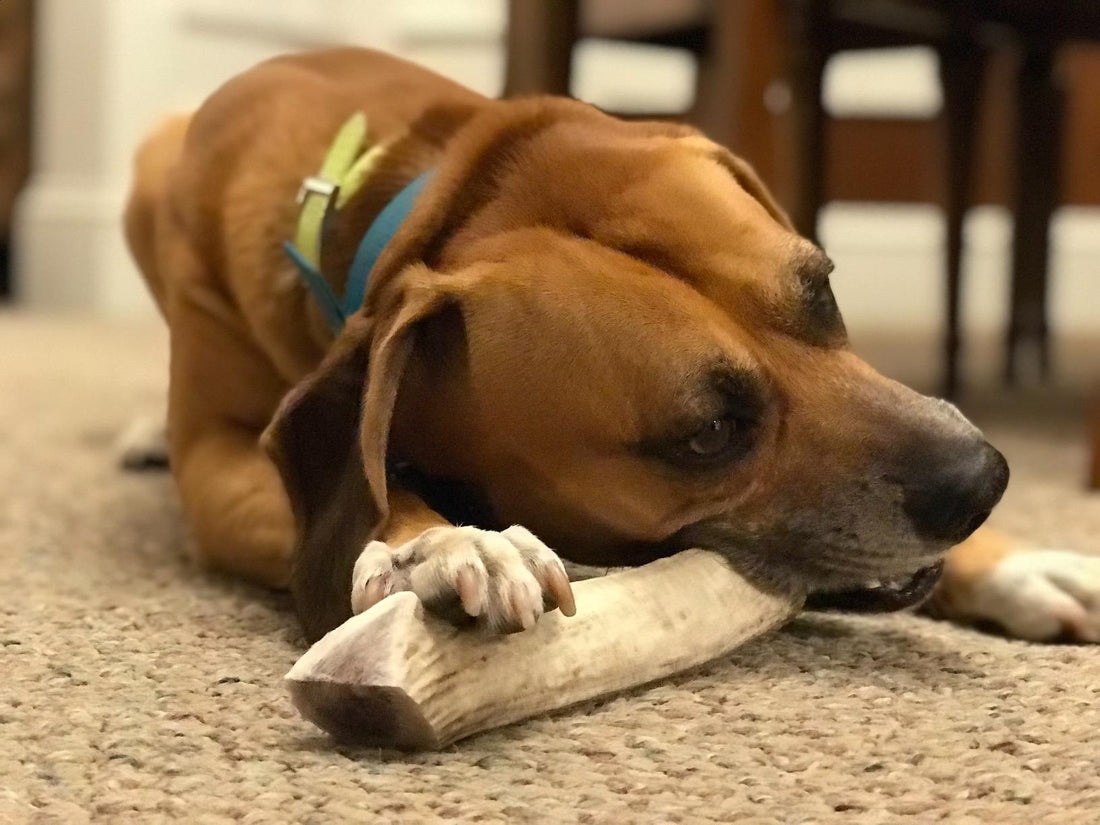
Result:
[0, 0, 1097, 484]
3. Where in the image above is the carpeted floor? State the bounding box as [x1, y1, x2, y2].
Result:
[3, 312, 1099, 824]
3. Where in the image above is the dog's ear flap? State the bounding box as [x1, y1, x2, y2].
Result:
[262, 315, 372, 532]
[261, 275, 447, 640]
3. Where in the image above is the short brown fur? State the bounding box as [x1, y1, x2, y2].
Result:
[126, 48, 1020, 641]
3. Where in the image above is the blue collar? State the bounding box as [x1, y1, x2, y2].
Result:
[283, 171, 432, 333]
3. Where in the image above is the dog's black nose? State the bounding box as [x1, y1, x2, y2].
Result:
[902, 440, 1009, 543]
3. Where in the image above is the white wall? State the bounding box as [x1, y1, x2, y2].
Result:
[16, 0, 412, 314]
[15, 0, 1100, 343]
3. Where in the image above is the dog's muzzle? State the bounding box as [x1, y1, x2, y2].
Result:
[804, 561, 944, 613]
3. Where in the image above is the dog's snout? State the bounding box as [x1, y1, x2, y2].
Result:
[901, 440, 1009, 544]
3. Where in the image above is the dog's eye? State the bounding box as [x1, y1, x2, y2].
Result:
[664, 413, 756, 468]
[687, 418, 734, 456]
[640, 367, 763, 469]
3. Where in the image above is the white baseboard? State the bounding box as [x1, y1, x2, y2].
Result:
[14, 173, 1100, 339]
[821, 204, 1100, 338]
[14, 180, 152, 315]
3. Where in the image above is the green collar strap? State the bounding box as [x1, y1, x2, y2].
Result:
[283, 112, 432, 333]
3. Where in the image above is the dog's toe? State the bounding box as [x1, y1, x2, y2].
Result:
[969, 549, 1100, 642]
[464, 527, 548, 633]
[405, 527, 495, 623]
[116, 416, 169, 470]
[350, 540, 414, 614]
[350, 525, 574, 633]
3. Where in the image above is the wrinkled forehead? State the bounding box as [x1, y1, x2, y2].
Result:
[455, 238, 758, 416]
[531, 147, 818, 310]
[444, 122, 815, 312]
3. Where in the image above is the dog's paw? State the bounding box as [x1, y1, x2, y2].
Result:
[350, 525, 576, 633]
[968, 550, 1100, 642]
[116, 416, 169, 470]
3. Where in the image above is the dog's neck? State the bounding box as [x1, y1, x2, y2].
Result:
[283, 118, 434, 333]
[314, 105, 476, 319]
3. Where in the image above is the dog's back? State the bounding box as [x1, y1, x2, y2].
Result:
[123, 113, 191, 315]
[124, 48, 484, 345]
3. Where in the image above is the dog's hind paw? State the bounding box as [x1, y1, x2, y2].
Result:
[350, 525, 576, 634]
[116, 416, 169, 470]
[968, 549, 1100, 642]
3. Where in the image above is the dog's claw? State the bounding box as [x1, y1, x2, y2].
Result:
[351, 525, 572, 634]
[351, 541, 412, 614]
[454, 566, 484, 617]
[542, 562, 577, 617]
[362, 576, 388, 610]
[505, 582, 538, 632]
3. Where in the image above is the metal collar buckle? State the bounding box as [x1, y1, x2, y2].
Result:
[296, 175, 340, 208]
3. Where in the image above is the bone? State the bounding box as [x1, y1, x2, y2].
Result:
[285, 549, 803, 750]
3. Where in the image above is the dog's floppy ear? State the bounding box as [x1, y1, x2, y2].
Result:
[262, 271, 448, 640]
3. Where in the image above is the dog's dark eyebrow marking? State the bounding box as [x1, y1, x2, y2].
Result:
[792, 246, 834, 286]
[786, 245, 846, 347]
[673, 362, 766, 431]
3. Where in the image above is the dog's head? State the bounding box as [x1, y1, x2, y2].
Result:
[266, 99, 1007, 637]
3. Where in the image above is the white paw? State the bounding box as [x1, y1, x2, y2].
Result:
[116, 416, 169, 469]
[970, 550, 1100, 642]
[350, 525, 576, 633]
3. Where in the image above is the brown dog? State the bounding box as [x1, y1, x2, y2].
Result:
[125, 48, 1100, 645]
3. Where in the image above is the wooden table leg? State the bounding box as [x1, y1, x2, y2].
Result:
[784, 0, 829, 243]
[503, 0, 578, 97]
[696, 0, 784, 184]
[1006, 44, 1064, 386]
[939, 39, 986, 399]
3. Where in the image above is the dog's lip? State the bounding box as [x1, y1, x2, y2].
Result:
[803, 561, 944, 613]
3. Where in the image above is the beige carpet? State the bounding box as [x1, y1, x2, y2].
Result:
[3, 312, 1099, 825]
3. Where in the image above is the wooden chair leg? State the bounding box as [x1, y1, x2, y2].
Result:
[938, 41, 986, 399]
[504, 0, 579, 97]
[784, 0, 829, 243]
[696, 0, 783, 177]
[1006, 45, 1063, 385]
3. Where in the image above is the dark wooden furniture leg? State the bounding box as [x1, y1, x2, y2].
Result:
[504, 0, 579, 97]
[0, 0, 33, 300]
[1006, 44, 1063, 385]
[697, 0, 783, 180]
[785, 0, 829, 243]
[938, 40, 986, 398]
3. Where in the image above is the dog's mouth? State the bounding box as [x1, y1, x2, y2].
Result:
[804, 561, 944, 613]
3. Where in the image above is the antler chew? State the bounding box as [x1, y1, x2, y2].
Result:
[285, 549, 803, 750]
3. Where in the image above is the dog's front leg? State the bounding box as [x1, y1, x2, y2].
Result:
[174, 423, 296, 589]
[165, 280, 303, 590]
[926, 526, 1100, 642]
[352, 489, 576, 633]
